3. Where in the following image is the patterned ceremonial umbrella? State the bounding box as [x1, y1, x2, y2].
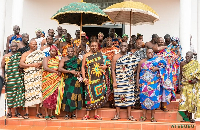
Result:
[51, 1, 110, 40]
[103, 0, 159, 36]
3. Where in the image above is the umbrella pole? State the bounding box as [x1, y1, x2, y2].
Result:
[80, 13, 82, 46]
[130, 10, 132, 38]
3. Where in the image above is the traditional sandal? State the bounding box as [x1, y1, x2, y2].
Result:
[7, 113, 12, 118]
[82, 115, 90, 120]
[50, 115, 57, 119]
[111, 115, 120, 120]
[71, 114, 77, 119]
[36, 113, 43, 118]
[45, 116, 51, 120]
[161, 106, 169, 112]
[14, 113, 22, 118]
[64, 114, 70, 120]
[127, 116, 137, 121]
[94, 115, 102, 120]
[139, 116, 147, 121]
[190, 119, 195, 123]
[151, 117, 157, 122]
[23, 113, 29, 119]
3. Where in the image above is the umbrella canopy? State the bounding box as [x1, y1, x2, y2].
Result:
[51, 2, 110, 26]
[103, 1, 159, 26]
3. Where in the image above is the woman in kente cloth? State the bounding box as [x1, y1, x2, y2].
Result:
[59, 47, 82, 120]
[82, 41, 109, 120]
[42, 45, 64, 120]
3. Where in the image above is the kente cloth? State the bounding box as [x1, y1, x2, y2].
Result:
[101, 46, 119, 101]
[155, 49, 176, 103]
[62, 56, 83, 112]
[167, 43, 183, 89]
[9, 35, 22, 52]
[43, 46, 62, 60]
[42, 58, 63, 111]
[132, 48, 147, 107]
[5, 52, 25, 108]
[179, 60, 200, 118]
[85, 52, 108, 111]
[18, 45, 30, 54]
[139, 57, 169, 110]
[73, 39, 80, 47]
[114, 52, 139, 107]
[9, 35, 22, 43]
[62, 43, 73, 57]
[24, 50, 44, 107]
[112, 38, 121, 48]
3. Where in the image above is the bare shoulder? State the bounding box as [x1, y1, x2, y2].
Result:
[7, 34, 14, 40]
[22, 51, 30, 57]
[180, 60, 186, 67]
[139, 59, 146, 64]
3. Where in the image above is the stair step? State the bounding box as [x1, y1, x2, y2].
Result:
[0, 117, 197, 130]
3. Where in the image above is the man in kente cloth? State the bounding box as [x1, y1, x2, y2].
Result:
[59, 47, 82, 120]
[111, 42, 138, 121]
[131, 39, 147, 109]
[137, 48, 170, 122]
[6, 25, 22, 54]
[100, 37, 119, 108]
[17, 33, 30, 54]
[153, 37, 176, 112]
[1, 41, 24, 118]
[179, 51, 200, 123]
[145, 34, 159, 49]
[20, 39, 44, 119]
[72, 30, 80, 47]
[81, 42, 109, 120]
[60, 33, 73, 57]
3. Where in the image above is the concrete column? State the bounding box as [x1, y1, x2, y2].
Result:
[197, 0, 200, 62]
[179, 0, 191, 58]
[0, 0, 6, 63]
[11, 0, 24, 27]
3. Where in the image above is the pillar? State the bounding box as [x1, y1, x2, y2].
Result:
[197, 0, 200, 62]
[179, 0, 191, 58]
[0, 0, 6, 63]
[11, 0, 24, 27]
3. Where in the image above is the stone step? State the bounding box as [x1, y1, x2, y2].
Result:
[0, 117, 197, 130]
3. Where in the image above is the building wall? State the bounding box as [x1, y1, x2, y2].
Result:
[3, 0, 198, 52]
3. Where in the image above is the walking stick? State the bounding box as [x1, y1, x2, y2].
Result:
[4, 57, 10, 125]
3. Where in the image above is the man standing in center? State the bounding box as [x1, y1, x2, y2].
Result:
[111, 42, 138, 121]
[20, 39, 44, 119]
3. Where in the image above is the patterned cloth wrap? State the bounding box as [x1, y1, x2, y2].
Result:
[85, 52, 109, 111]
[5, 52, 25, 108]
[155, 49, 177, 103]
[62, 56, 82, 112]
[24, 50, 44, 107]
[139, 56, 171, 110]
[179, 60, 200, 118]
[42, 57, 64, 115]
[114, 52, 139, 107]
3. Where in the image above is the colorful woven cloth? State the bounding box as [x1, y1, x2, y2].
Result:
[139, 57, 167, 110]
[24, 50, 44, 107]
[62, 56, 82, 112]
[62, 43, 73, 57]
[155, 49, 176, 104]
[179, 60, 200, 118]
[5, 52, 24, 108]
[101, 46, 119, 101]
[114, 52, 139, 107]
[85, 52, 108, 111]
[42, 58, 63, 112]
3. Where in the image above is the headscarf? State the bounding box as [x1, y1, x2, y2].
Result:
[49, 45, 58, 56]
[122, 34, 129, 38]
[171, 36, 180, 43]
